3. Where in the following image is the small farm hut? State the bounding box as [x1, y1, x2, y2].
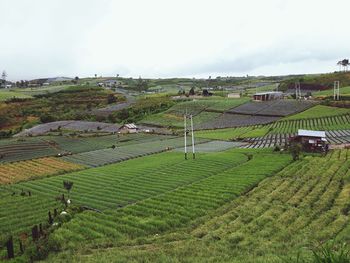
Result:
[118, 123, 139, 134]
[227, 93, 240, 98]
[290, 129, 328, 152]
[253, 91, 283, 101]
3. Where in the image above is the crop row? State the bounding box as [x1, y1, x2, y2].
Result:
[195, 114, 350, 141]
[269, 114, 350, 134]
[50, 151, 291, 251]
[0, 140, 59, 163]
[190, 149, 350, 261]
[61, 137, 209, 167]
[44, 133, 174, 154]
[42, 149, 350, 262]
[0, 134, 176, 164]
[0, 157, 85, 185]
[243, 129, 350, 148]
[228, 99, 316, 117]
[196, 113, 279, 130]
[0, 150, 249, 239]
[167, 98, 249, 116]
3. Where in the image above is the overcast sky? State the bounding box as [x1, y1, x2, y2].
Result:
[1, 0, 349, 80]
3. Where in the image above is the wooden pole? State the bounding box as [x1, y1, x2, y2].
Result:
[190, 115, 195, 159]
[184, 114, 187, 160]
[6, 236, 14, 259]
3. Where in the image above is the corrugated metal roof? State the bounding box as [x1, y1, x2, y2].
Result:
[298, 129, 326, 138]
[124, 123, 137, 129]
[254, 91, 283, 96]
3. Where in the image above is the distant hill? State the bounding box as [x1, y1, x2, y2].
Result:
[47, 76, 73, 82]
[279, 71, 350, 91]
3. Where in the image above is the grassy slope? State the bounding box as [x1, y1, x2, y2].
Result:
[56, 150, 350, 263]
[196, 126, 270, 141]
[140, 98, 249, 128]
[282, 105, 350, 120]
[0, 149, 291, 261]
[12, 85, 74, 96]
[0, 90, 32, 101]
[313, 86, 350, 97]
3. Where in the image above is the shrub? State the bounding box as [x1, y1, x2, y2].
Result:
[40, 114, 55, 123]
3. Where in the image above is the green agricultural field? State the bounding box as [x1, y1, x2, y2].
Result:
[0, 149, 291, 261]
[313, 85, 350, 97]
[140, 98, 249, 128]
[269, 114, 350, 134]
[245, 84, 278, 96]
[141, 111, 220, 128]
[0, 90, 32, 101]
[196, 126, 270, 141]
[283, 105, 350, 120]
[45, 149, 350, 263]
[196, 112, 350, 140]
[12, 85, 75, 96]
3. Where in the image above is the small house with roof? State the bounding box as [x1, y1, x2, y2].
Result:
[290, 129, 328, 152]
[118, 123, 139, 134]
[253, 91, 283, 101]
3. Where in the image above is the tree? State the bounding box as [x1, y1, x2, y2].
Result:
[72, 76, 79, 84]
[40, 113, 55, 123]
[1, 70, 7, 88]
[107, 94, 117, 104]
[94, 74, 97, 78]
[341, 59, 349, 71]
[337, 59, 349, 71]
[136, 77, 148, 92]
[63, 181, 73, 199]
[189, 87, 195, 96]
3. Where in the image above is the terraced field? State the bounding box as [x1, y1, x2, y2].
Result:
[53, 150, 350, 262]
[282, 105, 350, 120]
[0, 157, 85, 184]
[243, 129, 350, 149]
[313, 85, 350, 97]
[50, 150, 290, 254]
[196, 126, 270, 140]
[61, 137, 208, 167]
[0, 134, 176, 164]
[44, 133, 174, 154]
[196, 113, 279, 129]
[16, 121, 122, 136]
[140, 98, 249, 128]
[0, 138, 59, 163]
[0, 90, 32, 101]
[0, 149, 291, 260]
[141, 111, 220, 128]
[167, 98, 250, 115]
[228, 99, 316, 116]
[269, 113, 350, 134]
[195, 114, 350, 141]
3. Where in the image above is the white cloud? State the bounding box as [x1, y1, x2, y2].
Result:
[0, 0, 349, 80]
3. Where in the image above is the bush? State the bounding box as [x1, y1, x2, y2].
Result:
[40, 114, 55, 123]
[274, 145, 281, 152]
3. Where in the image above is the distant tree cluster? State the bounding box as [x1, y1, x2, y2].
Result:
[337, 59, 349, 71]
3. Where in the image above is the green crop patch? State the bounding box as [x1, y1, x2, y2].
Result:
[55, 150, 350, 263]
[0, 90, 32, 101]
[0, 149, 292, 261]
[282, 105, 350, 120]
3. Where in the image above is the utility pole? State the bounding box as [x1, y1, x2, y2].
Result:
[334, 81, 340, 101]
[184, 113, 187, 160]
[295, 81, 301, 100]
[190, 115, 195, 159]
